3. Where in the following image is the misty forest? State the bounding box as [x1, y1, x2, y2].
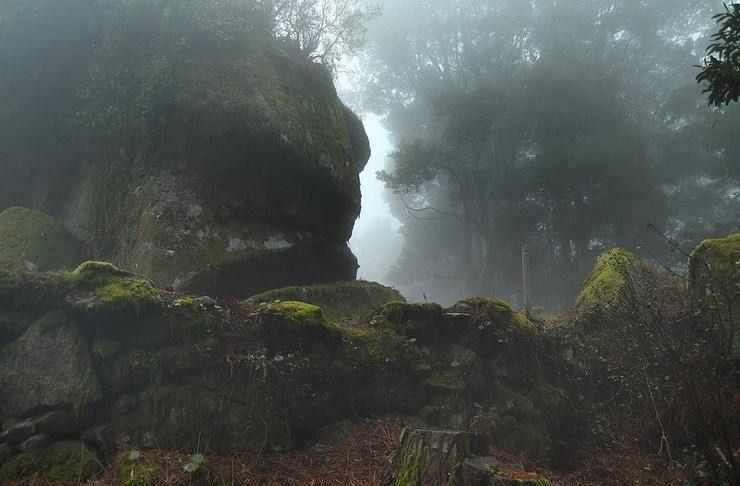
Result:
[0, 0, 738, 485]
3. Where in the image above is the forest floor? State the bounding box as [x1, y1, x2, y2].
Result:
[1, 419, 684, 485]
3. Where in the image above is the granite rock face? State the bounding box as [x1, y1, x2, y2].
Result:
[0, 32, 370, 298]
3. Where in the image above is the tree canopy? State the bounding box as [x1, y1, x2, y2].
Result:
[698, 2, 740, 105]
[356, 0, 739, 307]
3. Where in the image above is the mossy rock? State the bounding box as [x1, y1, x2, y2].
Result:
[0, 269, 69, 330]
[504, 413, 552, 461]
[421, 371, 466, 393]
[688, 233, 739, 303]
[87, 385, 292, 454]
[575, 248, 636, 308]
[452, 297, 532, 329]
[56, 30, 369, 299]
[0, 269, 22, 298]
[1, 7, 372, 300]
[688, 233, 740, 355]
[527, 382, 570, 435]
[0, 207, 87, 272]
[370, 301, 446, 341]
[0, 309, 102, 416]
[575, 248, 663, 314]
[250, 280, 405, 322]
[0, 440, 102, 482]
[259, 301, 342, 350]
[338, 323, 424, 369]
[69, 261, 161, 323]
[333, 323, 429, 413]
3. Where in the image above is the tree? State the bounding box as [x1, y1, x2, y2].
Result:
[698, 2, 740, 105]
[358, 0, 738, 308]
[267, 0, 381, 73]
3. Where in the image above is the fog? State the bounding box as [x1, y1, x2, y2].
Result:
[347, 115, 403, 285]
[345, 0, 740, 309]
[0, 0, 738, 310]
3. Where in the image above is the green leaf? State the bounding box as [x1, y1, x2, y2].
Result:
[183, 462, 200, 473]
[127, 450, 141, 461]
[191, 453, 206, 464]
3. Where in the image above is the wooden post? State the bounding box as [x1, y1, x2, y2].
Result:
[522, 245, 531, 312]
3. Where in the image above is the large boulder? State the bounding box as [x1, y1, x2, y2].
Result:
[0, 14, 370, 298]
[0, 309, 101, 418]
[574, 247, 661, 312]
[0, 207, 87, 272]
[688, 233, 740, 356]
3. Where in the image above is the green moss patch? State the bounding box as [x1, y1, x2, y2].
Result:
[0, 207, 87, 272]
[119, 453, 157, 486]
[250, 280, 404, 322]
[0, 270, 21, 297]
[337, 323, 425, 370]
[575, 248, 641, 309]
[455, 297, 532, 329]
[421, 371, 466, 393]
[688, 233, 739, 298]
[69, 261, 161, 322]
[370, 301, 445, 338]
[260, 301, 341, 349]
[0, 441, 102, 482]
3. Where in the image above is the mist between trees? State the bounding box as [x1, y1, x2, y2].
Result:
[346, 0, 739, 309]
[0, 0, 737, 310]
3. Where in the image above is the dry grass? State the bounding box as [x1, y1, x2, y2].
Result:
[549, 447, 688, 486]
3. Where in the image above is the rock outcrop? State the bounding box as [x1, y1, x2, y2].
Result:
[688, 233, 740, 356]
[0, 29, 370, 297]
[0, 262, 571, 481]
[0, 207, 87, 272]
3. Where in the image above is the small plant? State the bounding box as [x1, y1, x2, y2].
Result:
[182, 453, 205, 473]
[127, 450, 141, 461]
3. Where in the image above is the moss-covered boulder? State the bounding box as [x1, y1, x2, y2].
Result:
[0, 207, 87, 272]
[1, 16, 370, 297]
[365, 300, 569, 461]
[688, 233, 740, 356]
[259, 300, 341, 349]
[84, 384, 292, 455]
[689, 234, 739, 296]
[67, 261, 161, 323]
[250, 280, 405, 322]
[574, 248, 664, 316]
